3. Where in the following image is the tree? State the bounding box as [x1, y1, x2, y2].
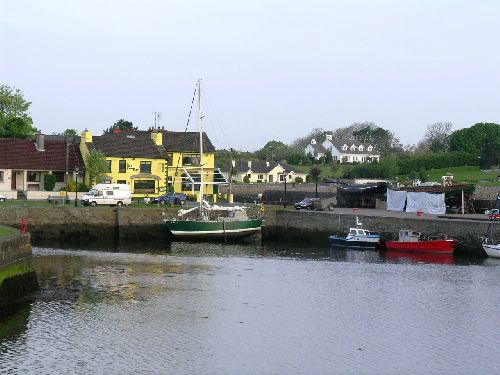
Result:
[309, 166, 322, 197]
[85, 149, 108, 187]
[479, 138, 499, 170]
[350, 122, 403, 155]
[44, 174, 56, 191]
[255, 140, 288, 162]
[449, 123, 500, 156]
[418, 122, 453, 152]
[64, 128, 78, 137]
[291, 127, 326, 149]
[0, 84, 38, 138]
[103, 119, 137, 134]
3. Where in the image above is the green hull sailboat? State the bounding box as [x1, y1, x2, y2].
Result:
[164, 79, 263, 241]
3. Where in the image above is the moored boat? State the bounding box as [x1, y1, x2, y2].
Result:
[329, 217, 384, 249]
[481, 192, 500, 258]
[164, 79, 263, 241]
[386, 230, 456, 254]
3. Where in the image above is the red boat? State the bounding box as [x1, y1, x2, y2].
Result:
[385, 230, 456, 254]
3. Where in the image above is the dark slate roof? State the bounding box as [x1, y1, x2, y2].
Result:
[0, 137, 84, 170]
[88, 134, 166, 158]
[307, 143, 326, 153]
[329, 139, 378, 155]
[125, 130, 215, 153]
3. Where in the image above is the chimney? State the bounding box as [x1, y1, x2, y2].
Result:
[81, 129, 93, 143]
[247, 160, 252, 169]
[326, 134, 333, 141]
[150, 131, 163, 146]
[35, 134, 45, 151]
[266, 161, 270, 167]
[311, 139, 316, 145]
[231, 160, 235, 168]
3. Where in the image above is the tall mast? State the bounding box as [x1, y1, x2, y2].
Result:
[198, 79, 204, 216]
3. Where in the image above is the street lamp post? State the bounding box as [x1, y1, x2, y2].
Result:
[283, 170, 287, 208]
[74, 166, 79, 207]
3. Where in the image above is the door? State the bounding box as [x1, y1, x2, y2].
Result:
[11, 171, 16, 190]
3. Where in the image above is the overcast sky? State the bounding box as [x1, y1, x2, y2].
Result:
[1, 0, 499, 151]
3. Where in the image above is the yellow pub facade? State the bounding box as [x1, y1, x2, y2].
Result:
[80, 129, 224, 201]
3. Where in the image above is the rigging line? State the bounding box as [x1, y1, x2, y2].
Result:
[172, 82, 199, 190]
[202, 88, 229, 150]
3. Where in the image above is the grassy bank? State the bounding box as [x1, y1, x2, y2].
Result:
[0, 226, 15, 238]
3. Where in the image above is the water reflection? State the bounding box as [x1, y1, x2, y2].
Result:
[1, 245, 499, 374]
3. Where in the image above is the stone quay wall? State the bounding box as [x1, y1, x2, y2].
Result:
[0, 230, 37, 310]
[263, 209, 496, 256]
[0, 206, 496, 256]
[0, 207, 171, 247]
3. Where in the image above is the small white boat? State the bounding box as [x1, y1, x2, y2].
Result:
[482, 193, 500, 258]
[329, 217, 384, 249]
[482, 240, 500, 258]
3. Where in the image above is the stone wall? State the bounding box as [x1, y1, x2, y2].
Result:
[263, 210, 496, 256]
[0, 231, 37, 310]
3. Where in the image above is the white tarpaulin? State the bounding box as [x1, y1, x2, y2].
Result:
[387, 189, 407, 211]
[405, 192, 446, 214]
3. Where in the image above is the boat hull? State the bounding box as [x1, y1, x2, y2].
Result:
[386, 239, 456, 254]
[329, 235, 383, 249]
[166, 219, 263, 241]
[482, 243, 500, 258]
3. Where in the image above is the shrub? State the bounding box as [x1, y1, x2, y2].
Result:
[43, 174, 56, 191]
[67, 181, 88, 192]
[295, 177, 303, 183]
[243, 175, 250, 183]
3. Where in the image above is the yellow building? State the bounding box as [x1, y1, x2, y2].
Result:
[80, 129, 223, 200]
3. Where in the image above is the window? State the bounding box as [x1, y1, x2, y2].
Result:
[106, 160, 112, 173]
[27, 171, 40, 182]
[53, 172, 65, 183]
[119, 160, 126, 173]
[140, 161, 151, 173]
[359, 146, 364, 151]
[368, 146, 373, 151]
[107, 191, 114, 196]
[117, 180, 127, 184]
[350, 145, 356, 151]
[342, 145, 348, 151]
[166, 153, 173, 165]
[133, 179, 156, 194]
[0, 171, 3, 182]
[258, 174, 264, 180]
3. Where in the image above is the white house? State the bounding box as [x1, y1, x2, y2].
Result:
[222, 161, 308, 184]
[305, 134, 380, 163]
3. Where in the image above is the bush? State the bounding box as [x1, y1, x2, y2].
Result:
[43, 174, 56, 191]
[243, 175, 250, 183]
[67, 181, 88, 192]
[295, 177, 303, 183]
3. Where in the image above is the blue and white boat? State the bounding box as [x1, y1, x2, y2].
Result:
[329, 217, 384, 249]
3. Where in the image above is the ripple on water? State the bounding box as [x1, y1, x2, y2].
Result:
[1, 245, 499, 374]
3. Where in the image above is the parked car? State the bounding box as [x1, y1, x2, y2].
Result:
[294, 197, 320, 210]
[0, 194, 6, 202]
[152, 193, 187, 205]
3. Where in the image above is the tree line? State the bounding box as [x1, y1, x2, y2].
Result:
[2, 83, 498, 180]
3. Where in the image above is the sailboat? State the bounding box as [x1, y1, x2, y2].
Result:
[164, 79, 263, 241]
[482, 192, 500, 258]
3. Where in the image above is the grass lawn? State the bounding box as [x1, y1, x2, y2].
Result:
[0, 226, 15, 238]
[424, 166, 500, 185]
[291, 164, 344, 179]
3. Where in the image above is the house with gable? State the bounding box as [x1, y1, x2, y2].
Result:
[0, 134, 84, 199]
[305, 134, 380, 163]
[222, 160, 307, 184]
[80, 128, 226, 200]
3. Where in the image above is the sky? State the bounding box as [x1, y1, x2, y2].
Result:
[1, 0, 499, 151]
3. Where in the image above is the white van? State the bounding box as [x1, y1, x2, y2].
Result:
[81, 184, 132, 207]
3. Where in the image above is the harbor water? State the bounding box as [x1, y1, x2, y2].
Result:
[1, 243, 500, 374]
